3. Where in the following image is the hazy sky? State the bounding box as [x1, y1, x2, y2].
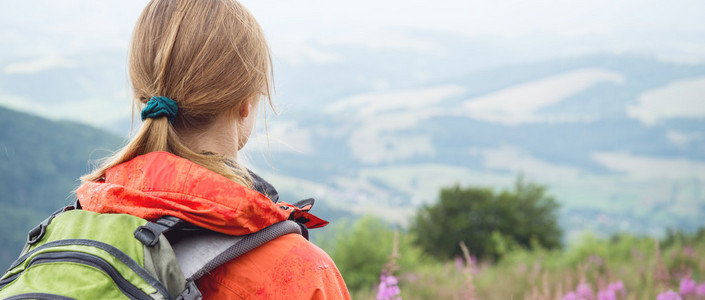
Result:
[1, 0, 704, 63]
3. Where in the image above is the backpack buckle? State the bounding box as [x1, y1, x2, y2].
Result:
[134, 222, 165, 247]
[27, 223, 47, 245]
[27, 206, 74, 245]
[134, 216, 185, 247]
[176, 281, 202, 300]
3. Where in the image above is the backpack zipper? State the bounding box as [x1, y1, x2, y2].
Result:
[4, 292, 77, 300]
[0, 272, 20, 289]
[4, 239, 170, 299]
[3, 251, 153, 300]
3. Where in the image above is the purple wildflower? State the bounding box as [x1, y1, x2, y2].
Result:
[695, 282, 705, 296]
[608, 281, 626, 297]
[576, 283, 593, 299]
[607, 281, 624, 292]
[695, 283, 705, 296]
[656, 290, 682, 300]
[596, 289, 616, 300]
[679, 276, 696, 296]
[377, 274, 402, 300]
[562, 292, 579, 300]
[454, 256, 464, 271]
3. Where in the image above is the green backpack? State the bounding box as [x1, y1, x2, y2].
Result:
[0, 204, 305, 300]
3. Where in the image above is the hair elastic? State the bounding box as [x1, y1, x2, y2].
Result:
[141, 96, 179, 124]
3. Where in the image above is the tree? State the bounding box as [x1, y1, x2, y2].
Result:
[410, 176, 562, 260]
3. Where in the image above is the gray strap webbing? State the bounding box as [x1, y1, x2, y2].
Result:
[171, 220, 302, 281]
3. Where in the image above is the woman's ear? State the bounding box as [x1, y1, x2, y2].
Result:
[238, 96, 255, 119]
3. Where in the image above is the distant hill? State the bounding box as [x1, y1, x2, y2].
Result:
[0, 105, 124, 268]
[244, 54, 705, 239]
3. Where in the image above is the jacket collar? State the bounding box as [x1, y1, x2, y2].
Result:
[76, 151, 290, 235]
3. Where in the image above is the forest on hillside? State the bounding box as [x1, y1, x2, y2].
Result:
[0, 106, 123, 267]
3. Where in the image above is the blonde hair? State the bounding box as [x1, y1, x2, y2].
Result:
[81, 0, 273, 188]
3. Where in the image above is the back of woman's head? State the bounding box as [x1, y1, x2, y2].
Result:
[82, 0, 272, 187]
[131, 0, 271, 130]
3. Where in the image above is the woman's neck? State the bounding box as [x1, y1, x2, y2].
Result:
[179, 116, 240, 160]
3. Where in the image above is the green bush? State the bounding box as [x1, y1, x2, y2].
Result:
[318, 215, 430, 291]
[410, 176, 562, 261]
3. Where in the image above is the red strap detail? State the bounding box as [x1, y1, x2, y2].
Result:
[278, 202, 329, 229]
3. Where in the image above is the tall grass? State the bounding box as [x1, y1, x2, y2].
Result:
[393, 233, 705, 299]
[322, 218, 705, 299]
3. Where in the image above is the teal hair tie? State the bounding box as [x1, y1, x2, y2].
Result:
[141, 96, 178, 124]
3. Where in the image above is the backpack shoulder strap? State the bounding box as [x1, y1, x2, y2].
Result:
[171, 220, 302, 281]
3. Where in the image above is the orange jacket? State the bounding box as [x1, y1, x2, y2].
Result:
[76, 151, 350, 299]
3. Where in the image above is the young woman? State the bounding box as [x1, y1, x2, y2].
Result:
[75, 0, 350, 298]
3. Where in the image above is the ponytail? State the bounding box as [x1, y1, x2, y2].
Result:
[80, 0, 271, 188]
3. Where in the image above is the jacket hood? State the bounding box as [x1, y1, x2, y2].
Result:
[76, 151, 292, 235]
